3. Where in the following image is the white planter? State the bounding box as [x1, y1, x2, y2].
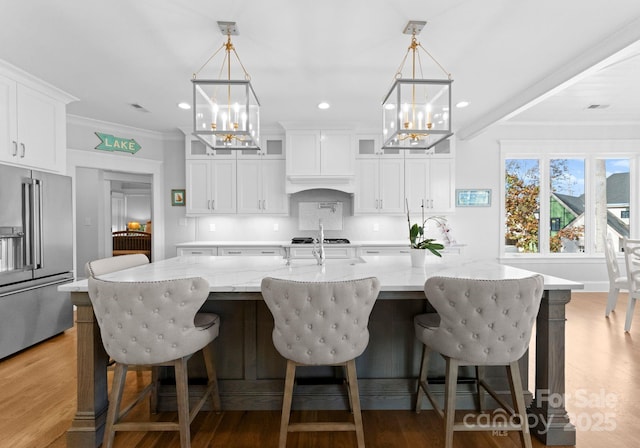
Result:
[410, 249, 427, 268]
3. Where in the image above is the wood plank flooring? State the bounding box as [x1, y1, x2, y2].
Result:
[0, 292, 638, 447]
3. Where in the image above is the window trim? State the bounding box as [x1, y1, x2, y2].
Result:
[500, 140, 639, 256]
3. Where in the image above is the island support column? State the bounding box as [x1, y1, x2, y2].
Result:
[529, 289, 576, 445]
[66, 292, 109, 448]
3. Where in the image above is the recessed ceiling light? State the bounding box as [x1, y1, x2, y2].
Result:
[178, 102, 191, 110]
[317, 102, 330, 110]
[456, 101, 470, 108]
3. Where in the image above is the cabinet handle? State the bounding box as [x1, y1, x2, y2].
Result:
[228, 251, 241, 255]
[430, 199, 434, 208]
[191, 251, 203, 254]
[263, 199, 267, 210]
[20, 143, 26, 158]
[212, 200, 215, 210]
[366, 250, 380, 254]
[258, 199, 261, 210]
[261, 251, 275, 254]
[380, 199, 383, 209]
[12, 141, 18, 156]
[207, 200, 211, 209]
[400, 250, 410, 254]
[375, 199, 379, 209]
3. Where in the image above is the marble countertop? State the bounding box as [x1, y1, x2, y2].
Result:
[60, 255, 583, 294]
[175, 240, 467, 249]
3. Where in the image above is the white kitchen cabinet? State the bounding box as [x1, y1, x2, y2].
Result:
[0, 68, 74, 173]
[183, 132, 236, 159]
[286, 246, 357, 259]
[286, 130, 354, 176]
[186, 159, 236, 215]
[237, 158, 288, 214]
[355, 157, 404, 214]
[177, 247, 218, 256]
[405, 157, 454, 214]
[237, 133, 285, 159]
[358, 246, 411, 256]
[219, 246, 285, 256]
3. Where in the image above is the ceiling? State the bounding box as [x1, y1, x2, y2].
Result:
[1, 0, 640, 138]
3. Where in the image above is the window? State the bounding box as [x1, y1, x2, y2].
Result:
[502, 142, 633, 256]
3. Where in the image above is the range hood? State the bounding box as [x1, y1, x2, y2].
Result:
[286, 175, 355, 194]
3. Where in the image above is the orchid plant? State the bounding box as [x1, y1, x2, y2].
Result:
[406, 199, 445, 257]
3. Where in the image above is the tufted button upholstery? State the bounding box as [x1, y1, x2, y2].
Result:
[416, 275, 543, 365]
[261, 277, 380, 365]
[88, 277, 219, 365]
[261, 276, 380, 448]
[414, 275, 544, 448]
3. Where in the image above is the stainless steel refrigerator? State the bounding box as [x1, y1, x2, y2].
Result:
[0, 163, 74, 359]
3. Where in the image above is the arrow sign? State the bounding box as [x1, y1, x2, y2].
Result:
[95, 132, 141, 154]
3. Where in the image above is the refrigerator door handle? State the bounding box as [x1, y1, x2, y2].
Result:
[22, 180, 34, 270]
[33, 178, 44, 269]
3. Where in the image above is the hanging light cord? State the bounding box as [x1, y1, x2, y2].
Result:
[193, 33, 252, 81]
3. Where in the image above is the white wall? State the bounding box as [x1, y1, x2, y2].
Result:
[75, 167, 102, 274]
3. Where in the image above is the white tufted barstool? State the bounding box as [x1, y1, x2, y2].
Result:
[604, 235, 629, 318]
[85, 253, 149, 278]
[261, 277, 381, 448]
[88, 276, 221, 448]
[414, 275, 544, 448]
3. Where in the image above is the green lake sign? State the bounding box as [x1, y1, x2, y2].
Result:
[95, 132, 141, 154]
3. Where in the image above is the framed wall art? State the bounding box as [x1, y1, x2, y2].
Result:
[171, 189, 185, 206]
[455, 189, 491, 207]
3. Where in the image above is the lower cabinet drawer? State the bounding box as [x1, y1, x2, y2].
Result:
[288, 246, 357, 259]
[358, 246, 411, 256]
[220, 247, 285, 256]
[177, 248, 217, 256]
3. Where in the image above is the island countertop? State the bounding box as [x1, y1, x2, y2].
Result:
[60, 255, 583, 294]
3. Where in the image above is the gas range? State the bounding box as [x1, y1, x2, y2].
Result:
[291, 237, 351, 244]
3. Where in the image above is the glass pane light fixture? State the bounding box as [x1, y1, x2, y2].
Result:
[192, 21, 260, 150]
[382, 21, 453, 151]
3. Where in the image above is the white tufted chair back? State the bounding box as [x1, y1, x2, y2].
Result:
[420, 275, 544, 365]
[85, 254, 149, 277]
[261, 277, 380, 365]
[88, 277, 219, 365]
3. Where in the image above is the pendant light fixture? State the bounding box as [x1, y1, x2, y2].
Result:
[382, 20, 453, 151]
[192, 21, 260, 150]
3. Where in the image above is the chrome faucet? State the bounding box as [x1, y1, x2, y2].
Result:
[312, 221, 325, 265]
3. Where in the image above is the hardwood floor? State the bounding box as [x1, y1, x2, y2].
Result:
[0, 292, 638, 448]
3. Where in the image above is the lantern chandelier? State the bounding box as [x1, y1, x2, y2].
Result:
[382, 20, 453, 151]
[192, 21, 260, 150]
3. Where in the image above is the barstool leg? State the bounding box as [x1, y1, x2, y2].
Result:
[279, 360, 296, 448]
[443, 357, 458, 448]
[507, 361, 532, 448]
[202, 343, 222, 411]
[346, 359, 365, 448]
[103, 363, 128, 448]
[475, 366, 485, 412]
[415, 344, 430, 413]
[174, 357, 191, 448]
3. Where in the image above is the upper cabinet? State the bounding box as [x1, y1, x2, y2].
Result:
[285, 129, 355, 193]
[405, 157, 454, 214]
[186, 158, 237, 215]
[0, 63, 76, 173]
[354, 134, 405, 215]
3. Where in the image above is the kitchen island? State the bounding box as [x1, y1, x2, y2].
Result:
[61, 255, 581, 447]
